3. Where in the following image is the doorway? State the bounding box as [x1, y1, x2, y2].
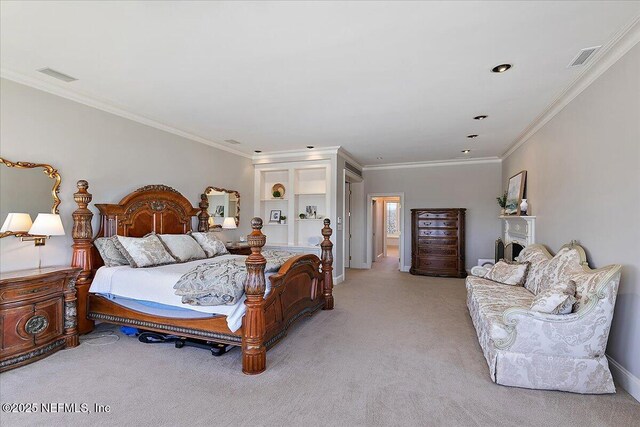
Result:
[367, 193, 405, 271]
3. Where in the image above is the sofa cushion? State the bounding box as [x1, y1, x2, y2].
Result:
[466, 276, 535, 342]
[484, 260, 529, 286]
[517, 245, 552, 294]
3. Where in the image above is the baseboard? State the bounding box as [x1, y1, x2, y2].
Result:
[333, 274, 344, 285]
[607, 354, 640, 402]
[400, 265, 411, 273]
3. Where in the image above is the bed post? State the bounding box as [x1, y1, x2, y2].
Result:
[321, 218, 334, 310]
[71, 180, 96, 334]
[242, 217, 267, 375]
[197, 194, 210, 232]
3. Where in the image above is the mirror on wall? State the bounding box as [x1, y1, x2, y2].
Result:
[203, 187, 240, 229]
[0, 158, 61, 238]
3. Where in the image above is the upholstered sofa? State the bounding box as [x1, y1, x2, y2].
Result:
[466, 242, 622, 394]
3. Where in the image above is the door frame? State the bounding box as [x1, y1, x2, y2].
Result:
[366, 192, 405, 270]
[342, 169, 364, 275]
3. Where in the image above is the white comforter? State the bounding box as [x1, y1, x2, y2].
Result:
[89, 255, 273, 332]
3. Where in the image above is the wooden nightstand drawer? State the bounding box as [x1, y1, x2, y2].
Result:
[0, 279, 64, 304]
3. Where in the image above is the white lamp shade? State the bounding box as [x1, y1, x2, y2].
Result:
[0, 213, 33, 233]
[222, 217, 237, 229]
[28, 213, 65, 236]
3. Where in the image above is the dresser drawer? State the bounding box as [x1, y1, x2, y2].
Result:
[417, 219, 457, 229]
[418, 229, 457, 238]
[417, 211, 459, 220]
[418, 246, 459, 257]
[415, 257, 459, 271]
[0, 279, 65, 304]
[418, 237, 458, 246]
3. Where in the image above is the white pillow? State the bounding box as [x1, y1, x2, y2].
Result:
[189, 232, 229, 258]
[114, 234, 177, 268]
[530, 279, 577, 314]
[158, 234, 206, 263]
[484, 260, 530, 286]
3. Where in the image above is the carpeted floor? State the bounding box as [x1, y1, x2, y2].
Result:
[1, 256, 638, 426]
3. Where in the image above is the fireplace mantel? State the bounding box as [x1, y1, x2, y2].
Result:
[500, 215, 536, 247]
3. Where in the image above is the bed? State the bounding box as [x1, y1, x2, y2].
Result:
[70, 180, 334, 375]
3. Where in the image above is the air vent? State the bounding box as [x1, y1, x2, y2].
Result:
[568, 46, 600, 67]
[345, 161, 362, 178]
[37, 68, 78, 82]
[224, 139, 241, 145]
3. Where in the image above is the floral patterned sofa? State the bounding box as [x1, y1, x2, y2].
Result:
[466, 242, 622, 394]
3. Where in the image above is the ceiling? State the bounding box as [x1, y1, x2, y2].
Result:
[2, 1, 639, 165]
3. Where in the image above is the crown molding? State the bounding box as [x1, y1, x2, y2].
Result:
[0, 68, 253, 159]
[337, 147, 364, 171]
[502, 15, 640, 160]
[362, 156, 501, 171]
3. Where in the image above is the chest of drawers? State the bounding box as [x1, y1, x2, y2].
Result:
[410, 209, 466, 278]
[0, 267, 81, 372]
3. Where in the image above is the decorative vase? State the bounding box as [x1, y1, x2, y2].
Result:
[520, 199, 528, 215]
[500, 208, 506, 216]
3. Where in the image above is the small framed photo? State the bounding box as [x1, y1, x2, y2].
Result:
[505, 170, 527, 215]
[269, 210, 282, 223]
[305, 205, 317, 219]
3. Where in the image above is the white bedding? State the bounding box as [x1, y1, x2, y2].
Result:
[89, 255, 273, 332]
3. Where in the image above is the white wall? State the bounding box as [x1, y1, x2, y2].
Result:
[0, 79, 254, 272]
[364, 162, 502, 271]
[502, 43, 640, 391]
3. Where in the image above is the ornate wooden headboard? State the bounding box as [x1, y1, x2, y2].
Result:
[71, 181, 201, 334]
[94, 184, 200, 238]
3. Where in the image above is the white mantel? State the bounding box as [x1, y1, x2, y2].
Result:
[500, 215, 536, 247]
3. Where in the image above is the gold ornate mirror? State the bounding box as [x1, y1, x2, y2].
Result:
[202, 187, 240, 229]
[0, 157, 61, 238]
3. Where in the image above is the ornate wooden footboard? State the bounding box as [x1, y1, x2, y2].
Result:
[70, 181, 333, 375]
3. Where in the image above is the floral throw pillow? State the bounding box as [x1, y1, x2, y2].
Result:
[94, 236, 129, 267]
[158, 234, 206, 263]
[530, 279, 577, 314]
[114, 234, 177, 268]
[484, 260, 530, 286]
[189, 232, 229, 258]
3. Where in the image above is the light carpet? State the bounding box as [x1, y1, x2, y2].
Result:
[1, 256, 638, 426]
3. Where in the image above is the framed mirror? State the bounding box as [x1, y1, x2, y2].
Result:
[0, 158, 61, 238]
[203, 187, 240, 229]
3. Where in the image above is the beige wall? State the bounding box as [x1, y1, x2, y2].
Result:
[502, 44, 640, 382]
[0, 79, 254, 272]
[364, 162, 502, 271]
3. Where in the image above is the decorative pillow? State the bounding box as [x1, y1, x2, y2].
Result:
[530, 278, 577, 314]
[113, 234, 177, 268]
[483, 260, 530, 286]
[530, 291, 577, 315]
[516, 245, 552, 294]
[571, 270, 609, 312]
[533, 247, 584, 296]
[189, 232, 229, 258]
[158, 234, 206, 263]
[94, 236, 129, 267]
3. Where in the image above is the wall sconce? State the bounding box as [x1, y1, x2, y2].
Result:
[222, 217, 237, 230]
[0, 213, 33, 237]
[24, 213, 65, 246]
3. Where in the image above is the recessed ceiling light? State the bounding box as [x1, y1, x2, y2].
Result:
[467, 134, 479, 139]
[461, 149, 471, 154]
[306, 146, 314, 149]
[37, 67, 78, 82]
[254, 150, 262, 153]
[491, 63, 512, 73]
[224, 139, 241, 145]
[473, 115, 488, 120]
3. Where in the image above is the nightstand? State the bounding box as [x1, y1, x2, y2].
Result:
[225, 242, 252, 256]
[0, 266, 81, 372]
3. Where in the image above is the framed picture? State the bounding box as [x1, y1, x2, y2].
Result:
[269, 210, 281, 223]
[305, 205, 317, 219]
[505, 170, 527, 215]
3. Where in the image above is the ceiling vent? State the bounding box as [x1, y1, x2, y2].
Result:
[224, 139, 241, 145]
[568, 46, 600, 68]
[37, 68, 78, 82]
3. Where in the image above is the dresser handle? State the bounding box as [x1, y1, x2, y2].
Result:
[18, 286, 50, 295]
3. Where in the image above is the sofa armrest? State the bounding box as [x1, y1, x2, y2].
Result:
[495, 274, 620, 358]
